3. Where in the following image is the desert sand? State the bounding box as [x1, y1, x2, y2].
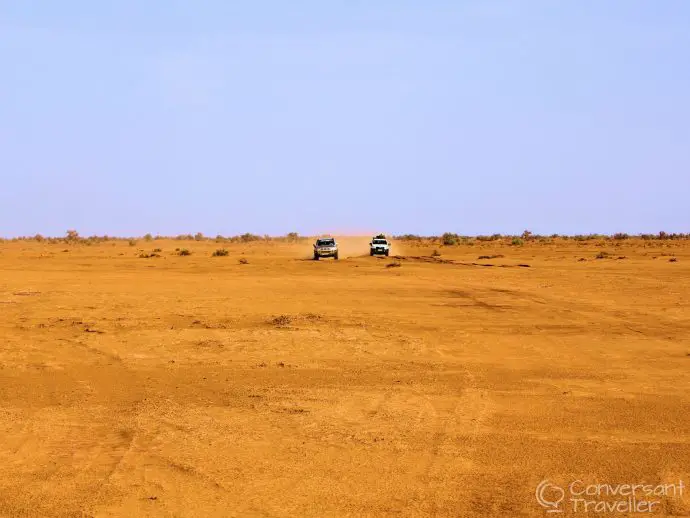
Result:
[0, 236, 688, 517]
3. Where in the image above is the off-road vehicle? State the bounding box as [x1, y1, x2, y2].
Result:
[370, 234, 391, 256]
[313, 237, 339, 260]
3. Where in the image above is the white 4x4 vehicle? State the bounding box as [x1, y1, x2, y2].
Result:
[313, 237, 339, 260]
[370, 235, 391, 256]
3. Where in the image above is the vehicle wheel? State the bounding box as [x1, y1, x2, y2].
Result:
[334, 252, 339, 260]
[385, 250, 389, 256]
[313, 254, 319, 260]
[370, 250, 374, 256]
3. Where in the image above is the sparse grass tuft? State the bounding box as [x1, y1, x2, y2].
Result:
[239, 258, 249, 264]
[212, 248, 229, 257]
[431, 249, 441, 257]
[178, 249, 192, 256]
[511, 238, 524, 246]
[596, 251, 610, 259]
[128, 240, 137, 247]
[386, 262, 402, 268]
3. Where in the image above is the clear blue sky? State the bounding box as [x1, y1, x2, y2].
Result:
[1, 1, 688, 237]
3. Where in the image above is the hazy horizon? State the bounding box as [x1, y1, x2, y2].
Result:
[2, 1, 688, 238]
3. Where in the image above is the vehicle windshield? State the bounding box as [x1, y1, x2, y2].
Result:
[373, 239, 387, 244]
[317, 239, 335, 246]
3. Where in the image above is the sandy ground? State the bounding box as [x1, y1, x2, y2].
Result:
[0, 237, 689, 517]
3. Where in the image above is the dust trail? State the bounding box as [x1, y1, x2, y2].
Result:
[333, 236, 373, 259]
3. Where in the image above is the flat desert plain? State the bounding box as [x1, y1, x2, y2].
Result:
[1, 237, 689, 517]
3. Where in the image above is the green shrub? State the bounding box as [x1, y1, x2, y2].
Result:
[511, 238, 524, 246]
[212, 248, 229, 257]
[442, 232, 459, 246]
[178, 249, 192, 256]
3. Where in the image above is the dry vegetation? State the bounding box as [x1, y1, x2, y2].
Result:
[0, 231, 688, 516]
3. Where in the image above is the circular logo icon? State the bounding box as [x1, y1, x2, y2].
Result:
[536, 480, 565, 513]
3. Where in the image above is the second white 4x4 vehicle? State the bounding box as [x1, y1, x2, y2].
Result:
[370, 234, 391, 256]
[313, 237, 339, 260]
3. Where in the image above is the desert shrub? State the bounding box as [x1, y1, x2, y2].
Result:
[128, 240, 137, 247]
[271, 315, 291, 326]
[65, 229, 80, 242]
[431, 249, 441, 257]
[669, 258, 678, 262]
[240, 233, 262, 242]
[596, 251, 610, 259]
[215, 234, 226, 242]
[395, 234, 422, 241]
[238, 257, 249, 264]
[144, 233, 153, 241]
[521, 230, 533, 240]
[613, 233, 629, 240]
[34, 234, 45, 242]
[286, 232, 300, 242]
[442, 232, 459, 246]
[153, 248, 162, 253]
[511, 238, 524, 246]
[178, 249, 192, 256]
[659, 231, 668, 240]
[386, 261, 402, 268]
[194, 232, 205, 241]
[212, 248, 229, 257]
